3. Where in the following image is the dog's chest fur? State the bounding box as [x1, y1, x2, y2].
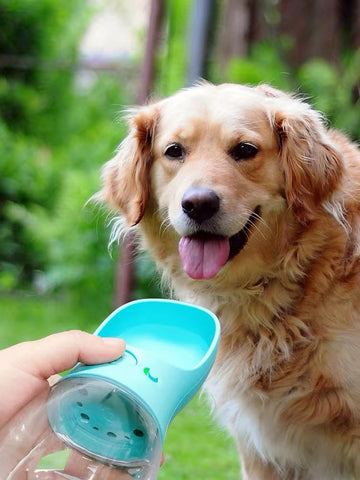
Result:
[168, 271, 360, 477]
[137, 207, 360, 474]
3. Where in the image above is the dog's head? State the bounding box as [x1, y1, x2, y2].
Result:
[100, 83, 343, 280]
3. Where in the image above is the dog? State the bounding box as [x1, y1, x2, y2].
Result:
[99, 82, 360, 479]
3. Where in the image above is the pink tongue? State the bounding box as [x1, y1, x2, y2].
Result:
[178, 236, 230, 279]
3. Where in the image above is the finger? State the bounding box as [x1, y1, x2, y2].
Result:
[65, 450, 133, 479]
[4, 330, 126, 379]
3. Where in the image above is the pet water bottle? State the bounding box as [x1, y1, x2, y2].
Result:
[0, 299, 220, 480]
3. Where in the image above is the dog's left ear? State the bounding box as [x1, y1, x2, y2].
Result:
[99, 105, 159, 226]
[274, 105, 343, 224]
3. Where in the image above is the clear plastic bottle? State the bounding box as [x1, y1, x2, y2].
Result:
[0, 378, 162, 480]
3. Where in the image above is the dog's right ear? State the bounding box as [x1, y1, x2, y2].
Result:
[99, 105, 159, 227]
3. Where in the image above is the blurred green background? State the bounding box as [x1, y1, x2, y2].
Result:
[0, 0, 359, 478]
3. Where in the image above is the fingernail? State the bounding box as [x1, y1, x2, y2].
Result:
[102, 337, 125, 348]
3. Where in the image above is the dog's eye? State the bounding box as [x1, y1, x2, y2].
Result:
[229, 142, 258, 161]
[164, 143, 185, 161]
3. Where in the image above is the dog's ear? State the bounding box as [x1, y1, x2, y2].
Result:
[100, 105, 159, 226]
[274, 105, 343, 224]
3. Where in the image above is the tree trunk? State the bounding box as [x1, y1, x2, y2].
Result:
[114, 0, 164, 308]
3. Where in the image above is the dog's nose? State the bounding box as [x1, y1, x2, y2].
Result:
[182, 187, 220, 223]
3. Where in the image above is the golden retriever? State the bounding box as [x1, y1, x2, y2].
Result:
[99, 82, 360, 479]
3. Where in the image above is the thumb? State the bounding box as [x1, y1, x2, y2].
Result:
[4, 330, 126, 379]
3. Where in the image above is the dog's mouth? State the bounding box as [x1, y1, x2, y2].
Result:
[178, 206, 261, 280]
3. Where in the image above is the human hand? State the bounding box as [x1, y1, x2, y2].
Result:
[0, 330, 130, 479]
[0, 330, 125, 428]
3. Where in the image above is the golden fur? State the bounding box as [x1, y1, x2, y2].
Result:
[99, 83, 360, 479]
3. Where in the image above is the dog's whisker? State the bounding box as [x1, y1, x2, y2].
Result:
[253, 213, 270, 233]
[246, 218, 268, 241]
[159, 217, 172, 236]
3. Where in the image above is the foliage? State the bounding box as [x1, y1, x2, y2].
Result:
[0, 0, 166, 302]
[297, 52, 360, 140]
[0, 0, 132, 299]
[226, 42, 294, 91]
[0, 0, 88, 290]
[0, 0, 89, 139]
[0, 120, 59, 288]
[226, 42, 360, 142]
[157, 0, 192, 96]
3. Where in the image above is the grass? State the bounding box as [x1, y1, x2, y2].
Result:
[159, 395, 240, 479]
[0, 292, 240, 479]
[0, 291, 111, 349]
